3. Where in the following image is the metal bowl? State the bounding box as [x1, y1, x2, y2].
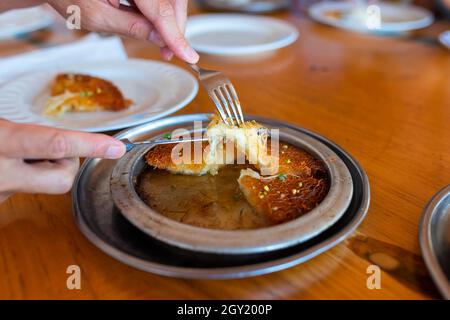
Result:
[110, 114, 353, 254]
[420, 185, 450, 299]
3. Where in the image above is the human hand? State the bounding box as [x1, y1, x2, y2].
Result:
[0, 119, 125, 202]
[47, 0, 199, 63]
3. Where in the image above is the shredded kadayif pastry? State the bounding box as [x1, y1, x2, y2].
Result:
[237, 142, 329, 224]
[144, 116, 329, 224]
[145, 116, 276, 176]
[44, 73, 132, 115]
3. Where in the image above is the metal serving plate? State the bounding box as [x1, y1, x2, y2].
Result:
[72, 114, 370, 279]
[110, 118, 353, 254]
[420, 185, 450, 299]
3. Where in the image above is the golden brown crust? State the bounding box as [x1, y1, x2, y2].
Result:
[238, 143, 329, 224]
[48, 73, 132, 114]
[275, 142, 328, 177]
[145, 142, 222, 176]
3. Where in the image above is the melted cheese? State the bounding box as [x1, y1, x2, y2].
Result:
[205, 116, 278, 175]
[44, 91, 79, 115]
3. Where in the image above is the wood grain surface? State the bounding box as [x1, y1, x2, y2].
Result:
[0, 4, 449, 299]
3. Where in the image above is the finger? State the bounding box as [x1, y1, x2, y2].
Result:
[112, 0, 168, 48]
[171, 0, 188, 33]
[1, 157, 80, 195]
[21, 158, 80, 194]
[20, 158, 79, 172]
[0, 156, 13, 202]
[162, 0, 188, 60]
[86, 2, 166, 47]
[135, 0, 199, 63]
[107, 0, 121, 8]
[0, 120, 125, 160]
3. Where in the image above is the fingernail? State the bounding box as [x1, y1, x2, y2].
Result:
[183, 46, 199, 63]
[105, 144, 125, 159]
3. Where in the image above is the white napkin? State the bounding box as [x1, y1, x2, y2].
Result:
[0, 33, 128, 86]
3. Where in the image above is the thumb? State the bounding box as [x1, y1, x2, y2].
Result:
[0, 120, 126, 160]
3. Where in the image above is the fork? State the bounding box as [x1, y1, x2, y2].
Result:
[122, 136, 208, 152]
[187, 64, 245, 126]
[118, 0, 245, 126]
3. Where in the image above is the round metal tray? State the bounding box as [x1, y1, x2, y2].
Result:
[110, 117, 353, 254]
[72, 114, 370, 279]
[420, 185, 450, 299]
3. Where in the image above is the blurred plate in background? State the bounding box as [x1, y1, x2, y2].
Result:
[0, 5, 54, 40]
[439, 30, 450, 50]
[186, 14, 298, 56]
[308, 1, 434, 34]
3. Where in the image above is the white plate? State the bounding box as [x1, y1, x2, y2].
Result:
[439, 30, 450, 50]
[0, 5, 54, 40]
[0, 59, 198, 132]
[308, 1, 434, 34]
[186, 14, 299, 56]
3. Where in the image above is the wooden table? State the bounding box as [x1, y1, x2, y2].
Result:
[0, 4, 449, 300]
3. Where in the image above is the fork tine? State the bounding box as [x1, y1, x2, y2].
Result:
[209, 91, 230, 125]
[187, 63, 245, 125]
[215, 88, 236, 126]
[222, 85, 242, 125]
[226, 84, 245, 124]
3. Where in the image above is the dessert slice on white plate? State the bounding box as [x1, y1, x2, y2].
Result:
[44, 73, 133, 116]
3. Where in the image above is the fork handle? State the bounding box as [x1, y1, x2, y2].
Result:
[186, 63, 201, 74]
[121, 137, 209, 153]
